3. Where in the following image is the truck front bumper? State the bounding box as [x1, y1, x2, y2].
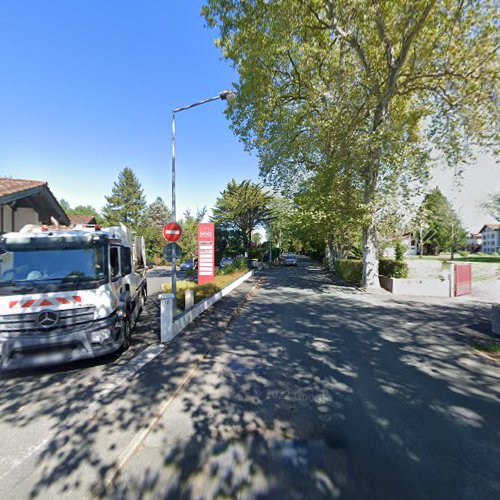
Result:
[0, 313, 123, 371]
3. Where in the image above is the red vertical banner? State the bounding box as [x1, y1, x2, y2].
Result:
[198, 223, 215, 284]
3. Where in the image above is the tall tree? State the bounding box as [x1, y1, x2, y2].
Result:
[418, 188, 467, 255]
[211, 179, 273, 253]
[142, 197, 172, 228]
[204, 0, 499, 287]
[480, 192, 500, 222]
[178, 207, 207, 260]
[101, 167, 146, 230]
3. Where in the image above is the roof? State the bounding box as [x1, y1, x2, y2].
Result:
[0, 177, 70, 225]
[479, 223, 500, 233]
[0, 178, 46, 198]
[68, 214, 97, 225]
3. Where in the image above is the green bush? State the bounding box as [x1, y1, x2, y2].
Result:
[459, 251, 470, 257]
[491, 252, 499, 257]
[219, 257, 249, 275]
[477, 252, 486, 256]
[334, 259, 363, 283]
[379, 258, 409, 278]
[394, 241, 407, 261]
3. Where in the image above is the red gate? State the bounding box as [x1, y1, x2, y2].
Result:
[454, 263, 472, 296]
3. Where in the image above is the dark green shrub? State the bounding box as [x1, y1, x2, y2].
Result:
[394, 241, 407, 261]
[459, 251, 470, 257]
[334, 259, 363, 283]
[379, 258, 409, 278]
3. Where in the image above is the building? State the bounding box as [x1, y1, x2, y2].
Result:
[0, 178, 69, 234]
[479, 224, 500, 254]
[67, 214, 97, 227]
[466, 232, 483, 253]
[383, 233, 418, 257]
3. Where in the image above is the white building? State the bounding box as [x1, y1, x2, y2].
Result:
[479, 224, 500, 254]
[0, 178, 69, 234]
[383, 233, 418, 257]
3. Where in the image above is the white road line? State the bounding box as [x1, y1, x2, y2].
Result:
[0, 344, 165, 483]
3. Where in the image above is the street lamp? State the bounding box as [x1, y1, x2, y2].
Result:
[170, 89, 236, 309]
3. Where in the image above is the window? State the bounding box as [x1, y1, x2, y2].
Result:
[110, 247, 120, 280]
[120, 246, 132, 275]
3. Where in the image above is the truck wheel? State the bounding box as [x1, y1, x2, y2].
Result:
[121, 317, 131, 351]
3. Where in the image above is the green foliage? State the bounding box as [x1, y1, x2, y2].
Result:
[101, 167, 146, 230]
[418, 188, 467, 254]
[140, 227, 165, 263]
[59, 199, 101, 222]
[141, 197, 171, 228]
[162, 272, 246, 309]
[203, 0, 499, 288]
[177, 207, 207, 261]
[211, 179, 273, 251]
[219, 257, 249, 275]
[379, 258, 409, 279]
[491, 252, 499, 257]
[459, 251, 470, 257]
[394, 241, 406, 262]
[480, 192, 500, 222]
[333, 259, 363, 284]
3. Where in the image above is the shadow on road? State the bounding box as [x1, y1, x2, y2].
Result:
[0, 261, 498, 498]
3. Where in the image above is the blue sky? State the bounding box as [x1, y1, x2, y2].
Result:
[0, 1, 258, 217]
[0, 1, 497, 231]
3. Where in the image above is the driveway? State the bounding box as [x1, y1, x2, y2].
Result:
[114, 258, 500, 499]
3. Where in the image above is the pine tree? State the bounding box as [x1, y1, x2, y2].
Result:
[101, 167, 146, 230]
[141, 197, 172, 228]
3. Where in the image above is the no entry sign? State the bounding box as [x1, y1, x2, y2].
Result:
[198, 223, 215, 285]
[163, 222, 182, 242]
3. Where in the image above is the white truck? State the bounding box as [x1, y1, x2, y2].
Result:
[0, 223, 147, 370]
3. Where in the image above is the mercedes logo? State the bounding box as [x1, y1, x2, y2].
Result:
[37, 309, 59, 329]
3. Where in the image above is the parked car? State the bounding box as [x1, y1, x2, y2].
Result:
[283, 254, 298, 266]
[219, 257, 234, 269]
[180, 258, 198, 271]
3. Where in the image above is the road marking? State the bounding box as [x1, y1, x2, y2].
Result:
[0, 437, 52, 482]
[0, 344, 165, 485]
[87, 344, 165, 408]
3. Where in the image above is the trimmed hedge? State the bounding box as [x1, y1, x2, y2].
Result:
[334, 257, 409, 283]
[334, 259, 363, 283]
[379, 258, 409, 278]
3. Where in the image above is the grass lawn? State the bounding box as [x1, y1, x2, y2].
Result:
[472, 342, 500, 360]
[454, 256, 500, 264]
[162, 271, 247, 310]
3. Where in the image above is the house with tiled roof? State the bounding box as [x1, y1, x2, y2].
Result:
[0, 178, 70, 234]
[479, 223, 500, 254]
[68, 214, 97, 226]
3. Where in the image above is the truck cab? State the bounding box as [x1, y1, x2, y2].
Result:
[0, 223, 147, 370]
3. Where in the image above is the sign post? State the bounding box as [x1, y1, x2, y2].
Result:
[198, 223, 215, 285]
[163, 222, 182, 310]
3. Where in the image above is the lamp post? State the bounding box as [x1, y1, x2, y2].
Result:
[170, 89, 236, 310]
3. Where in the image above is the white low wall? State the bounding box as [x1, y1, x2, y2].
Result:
[160, 271, 254, 342]
[380, 275, 452, 297]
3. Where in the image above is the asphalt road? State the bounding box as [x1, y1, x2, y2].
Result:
[114, 258, 500, 499]
[1, 259, 499, 499]
[146, 266, 188, 295]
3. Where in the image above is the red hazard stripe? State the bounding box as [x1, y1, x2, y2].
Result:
[9, 301, 19, 309]
[39, 299, 53, 307]
[56, 297, 70, 304]
[22, 300, 37, 308]
[72, 296, 81, 303]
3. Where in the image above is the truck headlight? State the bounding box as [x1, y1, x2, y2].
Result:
[90, 328, 112, 344]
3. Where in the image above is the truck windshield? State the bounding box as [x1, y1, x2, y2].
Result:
[0, 246, 107, 285]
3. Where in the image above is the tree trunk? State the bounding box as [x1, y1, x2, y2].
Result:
[325, 239, 335, 270]
[361, 223, 380, 289]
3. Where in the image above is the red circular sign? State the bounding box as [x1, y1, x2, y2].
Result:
[163, 222, 182, 242]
